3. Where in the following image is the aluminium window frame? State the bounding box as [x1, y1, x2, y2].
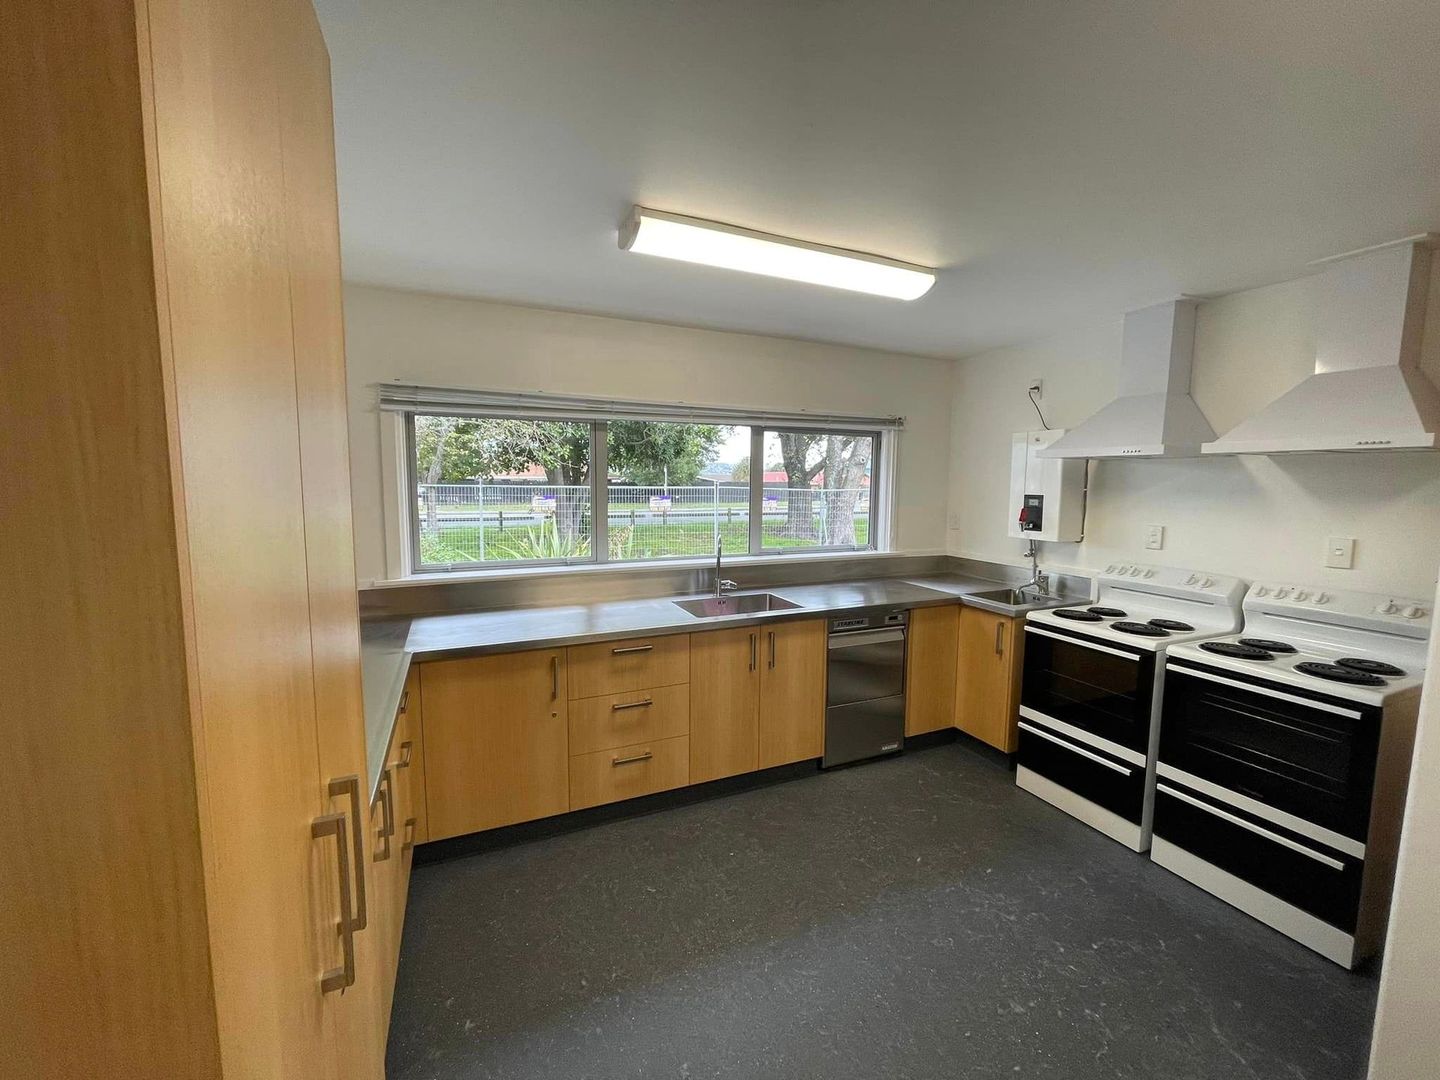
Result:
[391, 405, 891, 577]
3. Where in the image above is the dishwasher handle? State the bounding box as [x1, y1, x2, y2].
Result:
[827, 628, 906, 649]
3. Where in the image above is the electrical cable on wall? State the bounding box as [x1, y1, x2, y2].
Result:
[1028, 387, 1050, 429]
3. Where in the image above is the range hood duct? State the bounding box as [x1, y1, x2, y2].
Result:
[1203, 236, 1440, 455]
[1038, 298, 1214, 459]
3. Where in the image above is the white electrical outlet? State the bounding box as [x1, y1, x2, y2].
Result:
[1326, 536, 1356, 569]
[1144, 524, 1165, 550]
[1028, 379, 1043, 399]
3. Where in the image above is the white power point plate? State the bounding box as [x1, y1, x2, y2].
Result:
[1326, 536, 1356, 569]
[1144, 524, 1165, 550]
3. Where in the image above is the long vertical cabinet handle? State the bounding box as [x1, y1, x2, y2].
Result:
[551, 654, 559, 700]
[326, 775, 367, 931]
[768, 630, 776, 670]
[374, 767, 395, 863]
[311, 811, 356, 994]
[749, 632, 757, 672]
[994, 622, 1005, 656]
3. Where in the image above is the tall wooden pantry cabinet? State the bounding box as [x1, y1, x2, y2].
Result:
[3, 1, 385, 1077]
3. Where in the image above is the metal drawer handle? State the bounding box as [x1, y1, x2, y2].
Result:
[373, 767, 395, 863]
[326, 775, 367, 932]
[768, 630, 776, 670]
[402, 817, 417, 852]
[611, 698, 654, 712]
[1156, 783, 1346, 870]
[551, 654, 559, 700]
[311, 811, 356, 994]
[396, 740, 413, 769]
[612, 643, 654, 655]
[1018, 722, 1132, 776]
[612, 750, 654, 766]
[1025, 624, 1140, 662]
[749, 632, 757, 671]
[399, 689, 409, 715]
[994, 622, 1004, 656]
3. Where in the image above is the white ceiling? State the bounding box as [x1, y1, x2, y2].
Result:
[313, 0, 1440, 359]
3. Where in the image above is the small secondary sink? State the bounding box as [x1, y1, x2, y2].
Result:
[966, 587, 1074, 615]
[673, 593, 803, 618]
[972, 588, 1046, 606]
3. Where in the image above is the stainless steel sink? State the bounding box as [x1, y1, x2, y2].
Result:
[673, 592, 803, 618]
[966, 587, 1076, 616]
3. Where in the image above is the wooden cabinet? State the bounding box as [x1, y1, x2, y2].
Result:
[690, 620, 828, 781]
[690, 626, 763, 782]
[567, 634, 690, 699]
[420, 649, 570, 840]
[758, 620, 828, 768]
[569, 684, 691, 756]
[7, 0, 379, 1076]
[570, 736, 691, 811]
[905, 605, 961, 736]
[956, 607, 1026, 752]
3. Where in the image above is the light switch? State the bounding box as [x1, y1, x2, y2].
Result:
[1144, 524, 1164, 550]
[1326, 537, 1355, 569]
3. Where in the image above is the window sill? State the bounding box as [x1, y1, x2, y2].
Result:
[365, 548, 907, 590]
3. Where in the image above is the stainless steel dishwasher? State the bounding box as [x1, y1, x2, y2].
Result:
[824, 608, 908, 767]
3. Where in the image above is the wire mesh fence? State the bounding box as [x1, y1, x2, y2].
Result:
[415, 483, 870, 566]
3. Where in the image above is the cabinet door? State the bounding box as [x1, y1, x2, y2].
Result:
[905, 605, 960, 736]
[758, 620, 827, 769]
[420, 650, 570, 839]
[689, 627, 760, 782]
[957, 608, 1024, 751]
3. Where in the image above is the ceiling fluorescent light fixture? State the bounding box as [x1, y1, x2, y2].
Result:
[619, 206, 936, 300]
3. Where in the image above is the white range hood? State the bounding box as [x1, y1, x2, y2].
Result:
[1203, 236, 1440, 455]
[1038, 298, 1215, 459]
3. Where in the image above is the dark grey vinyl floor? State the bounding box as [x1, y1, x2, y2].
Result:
[387, 741, 1376, 1080]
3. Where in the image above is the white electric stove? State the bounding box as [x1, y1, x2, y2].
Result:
[1155, 582, 1431, 967]
[1016, 564, 1247, 852]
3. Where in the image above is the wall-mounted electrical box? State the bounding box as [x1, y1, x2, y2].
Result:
[1008, 430, 1086, 542]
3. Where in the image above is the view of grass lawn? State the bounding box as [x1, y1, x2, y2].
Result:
[419, 517, 869, 565]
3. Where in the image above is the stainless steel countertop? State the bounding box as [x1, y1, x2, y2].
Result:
[358, 572, 1087, 797]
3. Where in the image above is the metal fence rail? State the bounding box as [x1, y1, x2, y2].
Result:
[415, 483, 870, 564]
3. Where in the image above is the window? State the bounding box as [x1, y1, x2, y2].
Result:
[760, 430, 873, 552]
[390, 389, 896, 574]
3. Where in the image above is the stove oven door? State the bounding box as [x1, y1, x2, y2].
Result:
[1019, 624, 1157, 758]
[1158, 661, 1381, 843]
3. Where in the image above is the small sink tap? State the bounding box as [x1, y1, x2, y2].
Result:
[714, 538, 738, 599]
[1022, 539, 1050, 596]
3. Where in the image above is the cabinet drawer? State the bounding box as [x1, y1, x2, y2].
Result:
[569, 735, 690, 810]
[569, 684, 690, 755]
[567, 634, 690, 699]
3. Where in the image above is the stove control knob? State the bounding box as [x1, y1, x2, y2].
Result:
[1184, 573, 1198, 586]
[1131, 566, 1143, 576]
[1293, 589, 1310, 601]
[1274, 587, 1291, 599]
[1200, 577, 1214, 589]
[1105, 564, 1118, 574]
[1377, 600, 1400, 615]
[1254, 586, 1269, 597]
[1312, 592, 1329, 604]
[1403, 605, 1426, 619]
[1143, 569, 1156, 578]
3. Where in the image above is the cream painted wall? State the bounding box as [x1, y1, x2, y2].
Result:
[948, 276, 1440, 599]
[343, 284, 956, 584]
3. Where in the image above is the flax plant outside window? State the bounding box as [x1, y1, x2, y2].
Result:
[408, 412, 879, 572]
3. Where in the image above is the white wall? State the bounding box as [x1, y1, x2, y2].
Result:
[948, 276, 1440, 599]
[343, 284, 956, 584]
